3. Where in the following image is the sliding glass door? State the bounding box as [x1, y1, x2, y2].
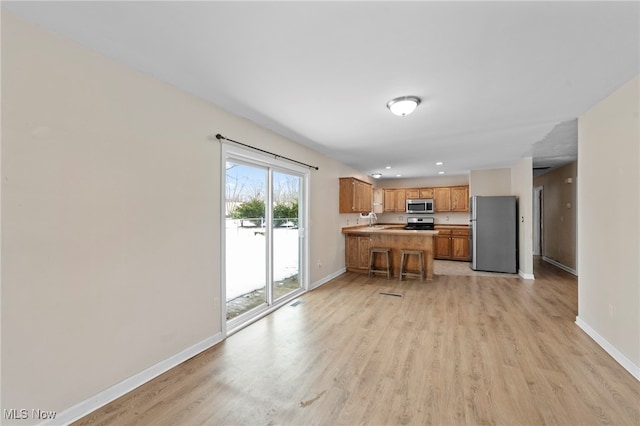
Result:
[223, 145, 307, 331]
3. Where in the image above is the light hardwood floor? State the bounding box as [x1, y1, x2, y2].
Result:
[75, 260, 640, 425]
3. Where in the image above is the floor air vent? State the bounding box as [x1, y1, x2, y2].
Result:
[379, 292, 403, 298]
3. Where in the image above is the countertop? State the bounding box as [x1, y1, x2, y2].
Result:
[342, 225, 439, 236]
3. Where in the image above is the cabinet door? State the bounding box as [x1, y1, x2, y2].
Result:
[372, 188, 384, 214]
[419, 188, 434, 198]
[339, 178, 355, 213]
[405, 188, 420, 199]
[346, 235, 359, 268]
[451, 186, 469, 212]
[358, 237, 371, 269]
[395, 189, 406, 212]
[434, 187, 451, 212]
[434, 234, 451, 259]
[383, 189, 396, 212]
[354, 180, 364, 212]
[451, 234, 470, 260]
[361, 182, 372, 212]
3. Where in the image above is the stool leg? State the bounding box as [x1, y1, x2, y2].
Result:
[368, 250, 374, 277]
[385, 251, 391, 279]
[399, 252, 405, 281]
[419, 253, 425, 281]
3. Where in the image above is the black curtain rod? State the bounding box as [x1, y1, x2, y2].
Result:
[215, 134, 319, 171]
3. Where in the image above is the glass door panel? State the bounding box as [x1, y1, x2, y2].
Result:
[272, 171, 302, 301]
[225, 161, 267, 320]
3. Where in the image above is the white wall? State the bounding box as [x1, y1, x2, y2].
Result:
[1, 12, 364, 420]
[577, 74, 639, 376]
[511, 158, 534, 278]
[469, 168, 511, 196]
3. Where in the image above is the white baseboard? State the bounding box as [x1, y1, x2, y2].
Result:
[518, 270, 535, 280]
[575, 316, 640, 381]
[45, 332, 224, 426]
[310, 267, 345, 290]
[542, 256, 577, 275]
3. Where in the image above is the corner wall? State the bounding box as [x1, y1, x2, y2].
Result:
[577, 75, 640, 378]
[511, 158, 534, 278]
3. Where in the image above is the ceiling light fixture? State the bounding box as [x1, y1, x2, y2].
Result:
[438, 171, 445, 175]
[372, 173, 382, 179]
[436, 161, 444, 166]
[385, 166, 392, 169]
[386, 96, 421, 116]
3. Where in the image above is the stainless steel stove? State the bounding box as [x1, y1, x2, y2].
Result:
[404, 216, 435, 230]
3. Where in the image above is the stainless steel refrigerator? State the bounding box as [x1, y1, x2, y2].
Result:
[470, 196, 517, 273]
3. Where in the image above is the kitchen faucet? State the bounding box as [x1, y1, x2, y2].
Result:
[360, 212, 377, 226]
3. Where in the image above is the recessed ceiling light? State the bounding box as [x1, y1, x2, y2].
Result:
[436, 162, 444, 166]
[372, 173, 382, 179]
[438, 171, 445, 175]
[386, 96, 421, 116]
[396, 174, 402, 177]
[385, 166, 392, 169]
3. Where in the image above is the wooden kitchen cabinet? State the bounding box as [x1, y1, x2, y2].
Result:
[451, 186, 469, 212]
[434, 187, 451, 212]
[405, 187, 434, 199]
[395, 189, 406, 212]
[381, 185, 469, 213]
[451, 230, 470, 260]
[372, 188, 384, 214]
[346, 234, 371, 271]
[405, 188, 420, 199]
[433, 186, 469, 212]
[339, 177, 372, 213]
[420, 188, 434, 198]
[434, 229, 452, 259]
[383, 189, 406, 212]
[434, 226, 470, 261]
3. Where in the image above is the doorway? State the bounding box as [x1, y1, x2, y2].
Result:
[222, 144, 308, 334]
[533, 186, 543, 256]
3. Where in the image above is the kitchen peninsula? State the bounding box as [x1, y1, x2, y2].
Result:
[342, 226, 439, 280]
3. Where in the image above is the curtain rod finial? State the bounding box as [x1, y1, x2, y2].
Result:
[215, 134, 224, 140]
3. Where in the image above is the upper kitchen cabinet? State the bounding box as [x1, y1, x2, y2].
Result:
[405, 188, 420, 199]
[372, 188, 384, 214]
[384, 189, 406, 212]
[450, 186, 469, 212]
[434, 187, 451, 212]
[339, 177, 373, 213]
[434, 186, 469, 212]
[406, 188, 434, 199]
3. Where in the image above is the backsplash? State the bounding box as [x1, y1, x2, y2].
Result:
[377, 212, 469, 225]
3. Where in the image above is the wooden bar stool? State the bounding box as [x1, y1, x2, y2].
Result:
[369, 247, 391, 279]
[399, 249, 424, 281]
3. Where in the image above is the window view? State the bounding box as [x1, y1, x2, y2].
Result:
[225, 160, 302, 322]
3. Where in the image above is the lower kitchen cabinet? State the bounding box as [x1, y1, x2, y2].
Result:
[346, 235, 371, 271]
[434, 229, 452, 258]
[434, 227, 470, 261]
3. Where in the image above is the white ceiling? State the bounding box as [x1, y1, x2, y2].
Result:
[4, 1, 639, 178]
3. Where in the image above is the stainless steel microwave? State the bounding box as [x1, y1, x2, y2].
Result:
[406, 198, 434, 214]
